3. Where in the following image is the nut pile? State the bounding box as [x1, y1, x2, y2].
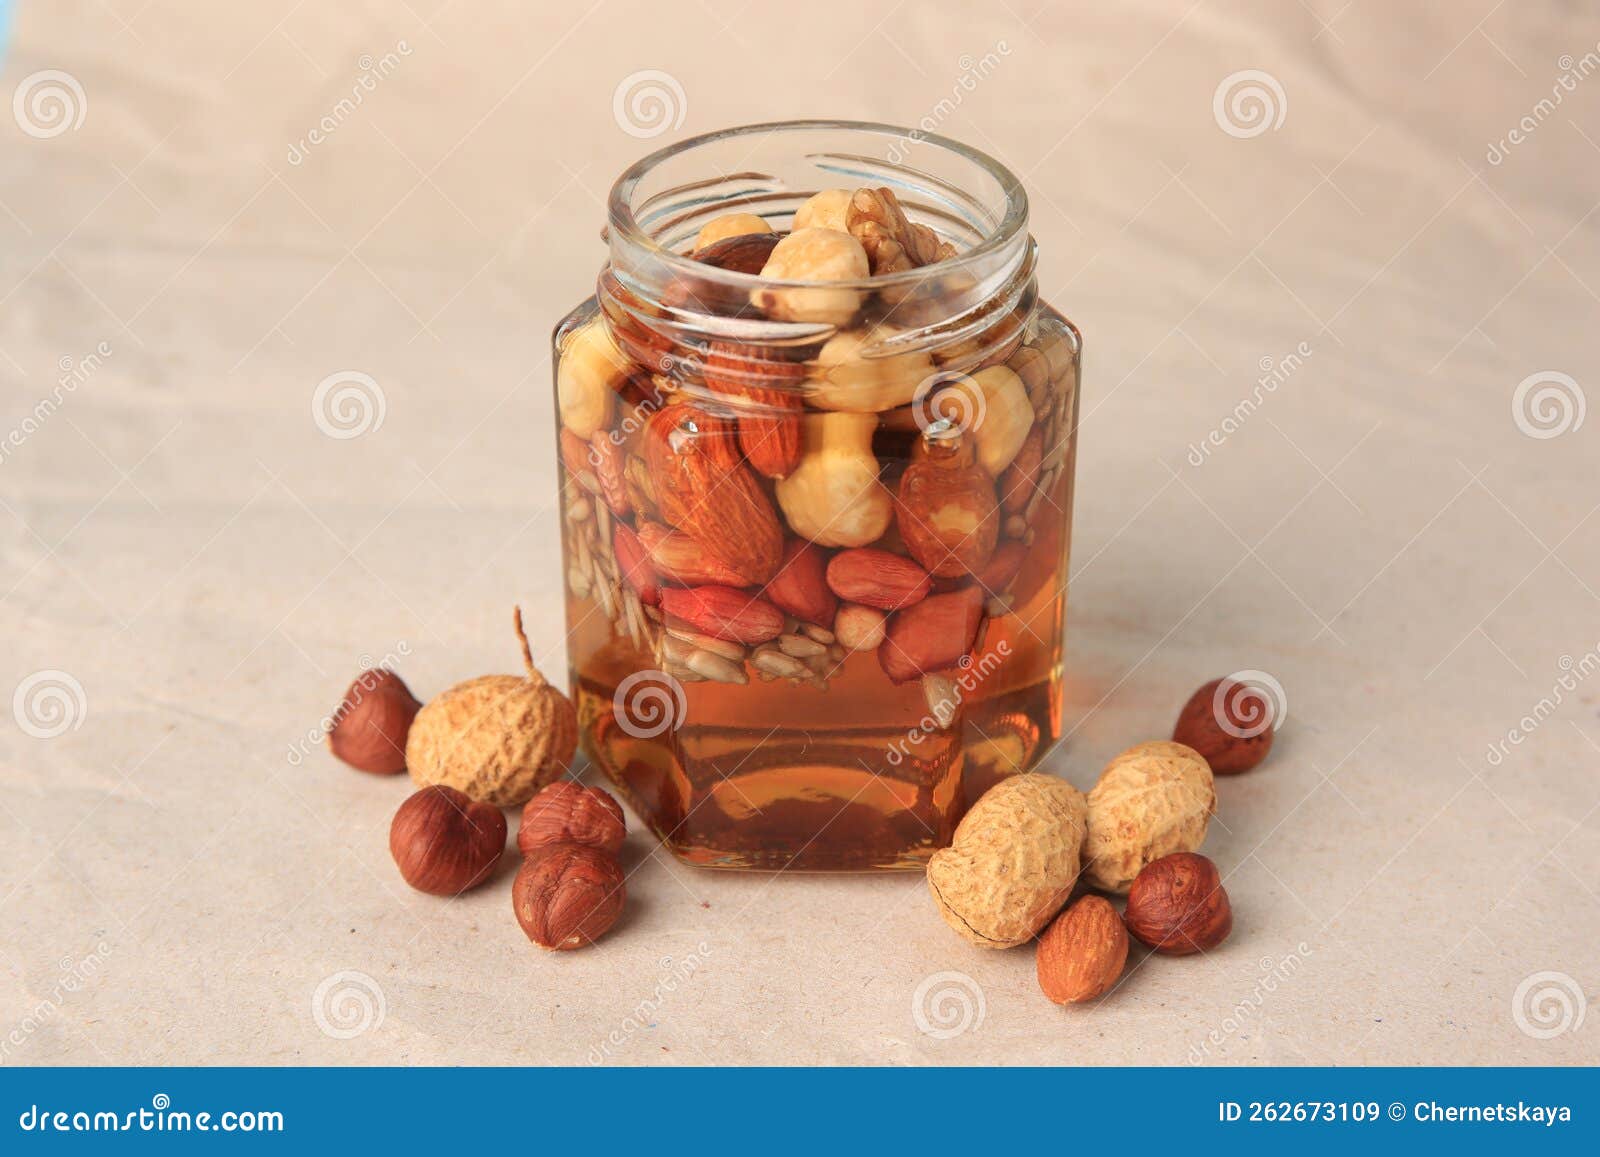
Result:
[557, 186, 1076, 709]
[325, 608, 628, 952]
[924, 675, 1281, 1006]
[326, 641, 1280, 986]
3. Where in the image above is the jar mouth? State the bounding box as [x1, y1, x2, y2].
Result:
[605, 119, 1030, 293]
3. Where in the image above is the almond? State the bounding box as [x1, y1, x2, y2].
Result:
[659, 585, 784, 645]
[636, 521, 749, 587]
[559, 427, 596, 485]
[1000, 427, 1044, 514]
[663, 232, 783, 315]
[612, 522, 659, 606]
[643, 403, 784, 586]
[763, 539, 837, 627]
[588, 433, 632, 516]
[975, 540, 1026, 592]
[704, 342, 804, 480]
[1036, 895, 1129, 1005]
[878, 586, 984, 683]
[824, 548, 931, 611]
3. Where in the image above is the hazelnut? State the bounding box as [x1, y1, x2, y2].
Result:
[1123, 852, 1232, 955]
[328, 668, 421, 774]
[809, 325, 934, 413]
[833, 602, 887, 652]
[1037, 895, 1129, 1005]
[512, 844, 626, 951]
[389, 785, 507, 896]
[518, 781, 626, 856]
[751, 228, 869, 326]
[1172, 676, 1277, 774]
[792, 188, 853, 232]
[692, 212, 771, 253]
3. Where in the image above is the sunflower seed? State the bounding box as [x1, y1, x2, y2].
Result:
[686, 649, 747, 684]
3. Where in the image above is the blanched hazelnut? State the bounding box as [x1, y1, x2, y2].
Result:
[792, 188, 852, 232]
[751, 228, 869, 326]
[692, 212, 772, 253]
[937, 365, 1033, 477]
[833, 603, 887, 652]
[809, 326, 935, 412]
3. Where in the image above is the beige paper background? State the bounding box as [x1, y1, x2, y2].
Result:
[1, 0, 1597, 1065]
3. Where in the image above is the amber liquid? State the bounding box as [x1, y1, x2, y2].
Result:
[559, 310, 1079, 871]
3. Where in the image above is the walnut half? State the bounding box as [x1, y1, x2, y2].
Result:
[846, 187, 945, 274]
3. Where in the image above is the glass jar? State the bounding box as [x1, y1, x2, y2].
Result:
[553, 121, 1079, 871]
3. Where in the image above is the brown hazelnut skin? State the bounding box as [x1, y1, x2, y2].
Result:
[1172, 677, 1275, 774]
[389, 785, 506, 896]
[512, 844, 626, 950]
[1124, 852, 1232, 955]
[518, 782, 626, 857]
[329, 668, 422, 774]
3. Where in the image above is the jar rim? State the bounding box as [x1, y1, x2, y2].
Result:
[605, 119, 1030, 291]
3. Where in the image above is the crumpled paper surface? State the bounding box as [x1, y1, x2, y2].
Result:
[0, 1, 1596, 1065]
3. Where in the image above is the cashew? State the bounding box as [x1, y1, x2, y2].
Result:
[751, 228, 869, 326]
[557, 319, 626, 438]
[774, 412, 893, 548]
[693, 213, 772, 253]
[792, 189, 853, 233]
[808, 325, 935, 412]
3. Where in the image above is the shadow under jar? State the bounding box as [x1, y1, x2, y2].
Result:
[553, 121, 1080, 871]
